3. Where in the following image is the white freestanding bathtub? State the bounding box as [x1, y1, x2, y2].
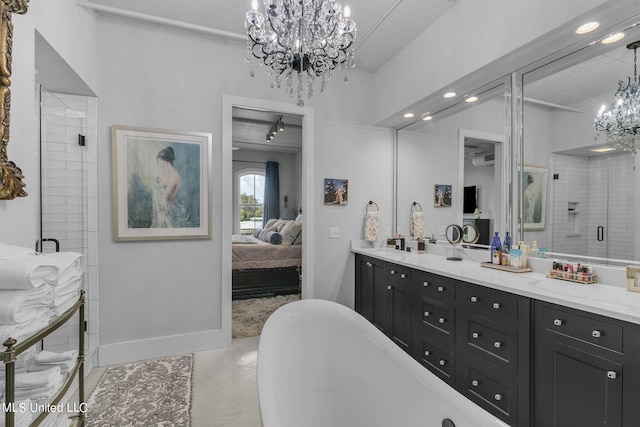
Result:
[258, 299, 510, 427]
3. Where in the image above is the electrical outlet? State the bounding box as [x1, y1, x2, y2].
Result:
[439, 225, 446, 236]
[329, 227, 340, 239]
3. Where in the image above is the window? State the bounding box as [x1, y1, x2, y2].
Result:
[239, 171, 265, 234]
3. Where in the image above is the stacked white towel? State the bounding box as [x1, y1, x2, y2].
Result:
[0, 347, 36, 380]
[0, 311, 51, 343]
[0, 399, 34, 427]
[27, 350, 78, 377]
[50, 278, 82, 317]
[410, 211, 427, 238]
[364, 211, 381, 242]
[38, 410, 71, 427]
[0, 286, 55, 324]
[0, 367, 64, 402]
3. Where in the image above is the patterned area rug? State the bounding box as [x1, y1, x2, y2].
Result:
[232, 294, 300, 339]
[86, 354, 193, 426]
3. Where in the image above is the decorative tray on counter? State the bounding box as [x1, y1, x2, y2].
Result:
[480, 262, 532, 273]
[546, 270, 597, 284]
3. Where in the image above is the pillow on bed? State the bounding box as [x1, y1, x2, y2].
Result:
[252, 228, 262, 238]
[295, 213, 302, 223]
[258, 226, 276, 241]
[264, 230, 282, 245]
[280, 221, 302, 245]
[274, 219, 289, 232]
[292, 230, 302, 245]
[264, 218, 278, 229]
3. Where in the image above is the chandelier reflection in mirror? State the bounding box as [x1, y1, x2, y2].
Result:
[594, 41, 640, 154]
[245, 0, 356, 107]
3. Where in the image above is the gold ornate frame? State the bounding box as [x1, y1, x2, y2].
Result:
[0, 0, 29, 200]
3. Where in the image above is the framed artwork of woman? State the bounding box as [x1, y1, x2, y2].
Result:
[112, 126, 212, 240]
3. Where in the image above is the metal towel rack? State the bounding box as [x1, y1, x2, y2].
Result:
[366, 200, 379, 212]
[411, 201, 422, 212]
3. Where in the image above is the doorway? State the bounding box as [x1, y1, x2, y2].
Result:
[221, 95, 315, 341]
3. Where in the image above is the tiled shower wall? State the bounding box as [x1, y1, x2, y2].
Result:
[37, 89, 99, 374]
[550, 153, 635, 260]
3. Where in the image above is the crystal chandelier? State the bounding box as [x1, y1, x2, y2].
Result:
[245, 0, 356, 107]
[594, 41, 640, 154]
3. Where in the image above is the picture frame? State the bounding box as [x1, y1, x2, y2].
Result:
[112, 125, 212, 241]
[520, 164, 548, 231]
[434, 184, 452, 207]
[324, 178, 348, 206]
[627, 266, 640, 293]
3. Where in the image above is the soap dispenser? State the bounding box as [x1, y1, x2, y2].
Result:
[490, 232, 502, 264]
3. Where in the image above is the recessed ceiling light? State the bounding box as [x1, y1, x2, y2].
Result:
[404, 113, 415, 118]
[422, 115, 433, 121]
[602, 32, 625, 44]
[591, 147, 616, 153]
[465, 96, 479, 103]
[443, 92, 457, 99]
[575, 22, 600, 34]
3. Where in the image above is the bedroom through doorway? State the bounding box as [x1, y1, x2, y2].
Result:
[230, 106, 303, 338]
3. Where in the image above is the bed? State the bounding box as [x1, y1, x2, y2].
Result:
[232, 233, 302, 300]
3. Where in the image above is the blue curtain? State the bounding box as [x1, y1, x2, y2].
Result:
[263, 161, 280, 227]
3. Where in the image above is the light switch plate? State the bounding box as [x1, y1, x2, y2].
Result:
[329, 227, 340, 239]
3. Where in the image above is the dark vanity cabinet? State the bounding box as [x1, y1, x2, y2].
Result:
[533, 301, 640, 427]
[355, 253, 640, 427]
[355, 255, 412, 354]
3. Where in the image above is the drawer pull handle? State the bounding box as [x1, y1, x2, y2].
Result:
[492, 302, 501, 309]
[439, 359, 446, 366]
[470, 296, 478, 302]
[494, 394, 503, 401]
[472, 332, 480, 339]
[553, 319, 564, 326]
[494, 341, 502, 348]
[471, 380, 480, 387]
[592, 330, 602, 338]
[437, 286, 445, 292]
[438, 318, 446, 324]
[366, 262, 372, 267]
[424, 311, 431, 317]
[607, 371, 617, 380]
[387, 286, 393, 290]
[423, 281, 430, 287]
[424, 350, 431, 357]
[400, 273, 406, 279]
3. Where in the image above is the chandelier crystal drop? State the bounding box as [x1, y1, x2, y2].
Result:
[245, 0, 356, 107]
[594, 41, 640, 154]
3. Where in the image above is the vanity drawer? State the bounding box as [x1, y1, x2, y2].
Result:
[414, 271, 456, 302]
[459, 283, 520, 322]
[388, 266, 412, 282]
[415, 335, 455, 383]
[460, 312, 517, 372]
[541, 304, 623, 353]
[415, 296, 455, 337]
[461, 363, 516, 421]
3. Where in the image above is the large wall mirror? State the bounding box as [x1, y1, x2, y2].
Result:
[520, 17, 640, 264]
[396, 78, 512, 245]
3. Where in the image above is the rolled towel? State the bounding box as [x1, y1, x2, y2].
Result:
[364, 211, 381, 242]
[51, 290, 81, 317]
[0, 258, 59, 290]
[0, 242, 35, 260]
[0, 286, 55, 324]
[45, 252, 84, 284]
[410, 211, 427, 238]
[0, 312, 51, 343]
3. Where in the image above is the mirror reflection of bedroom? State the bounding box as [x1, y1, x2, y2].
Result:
[231, 107, 303, 339]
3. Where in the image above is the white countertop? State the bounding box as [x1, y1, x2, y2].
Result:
[352, 244, 640, 325]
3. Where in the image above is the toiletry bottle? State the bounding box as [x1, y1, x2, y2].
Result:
[530, 240, 538, 258]
[490, 232, 502, 264]
[503, 232, 511, 254]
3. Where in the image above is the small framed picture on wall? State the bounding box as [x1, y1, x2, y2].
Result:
[324, 178, 348, 206]
[434, 184, 452, 207]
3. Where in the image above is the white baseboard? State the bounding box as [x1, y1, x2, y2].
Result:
[98, 328, 231, 366]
